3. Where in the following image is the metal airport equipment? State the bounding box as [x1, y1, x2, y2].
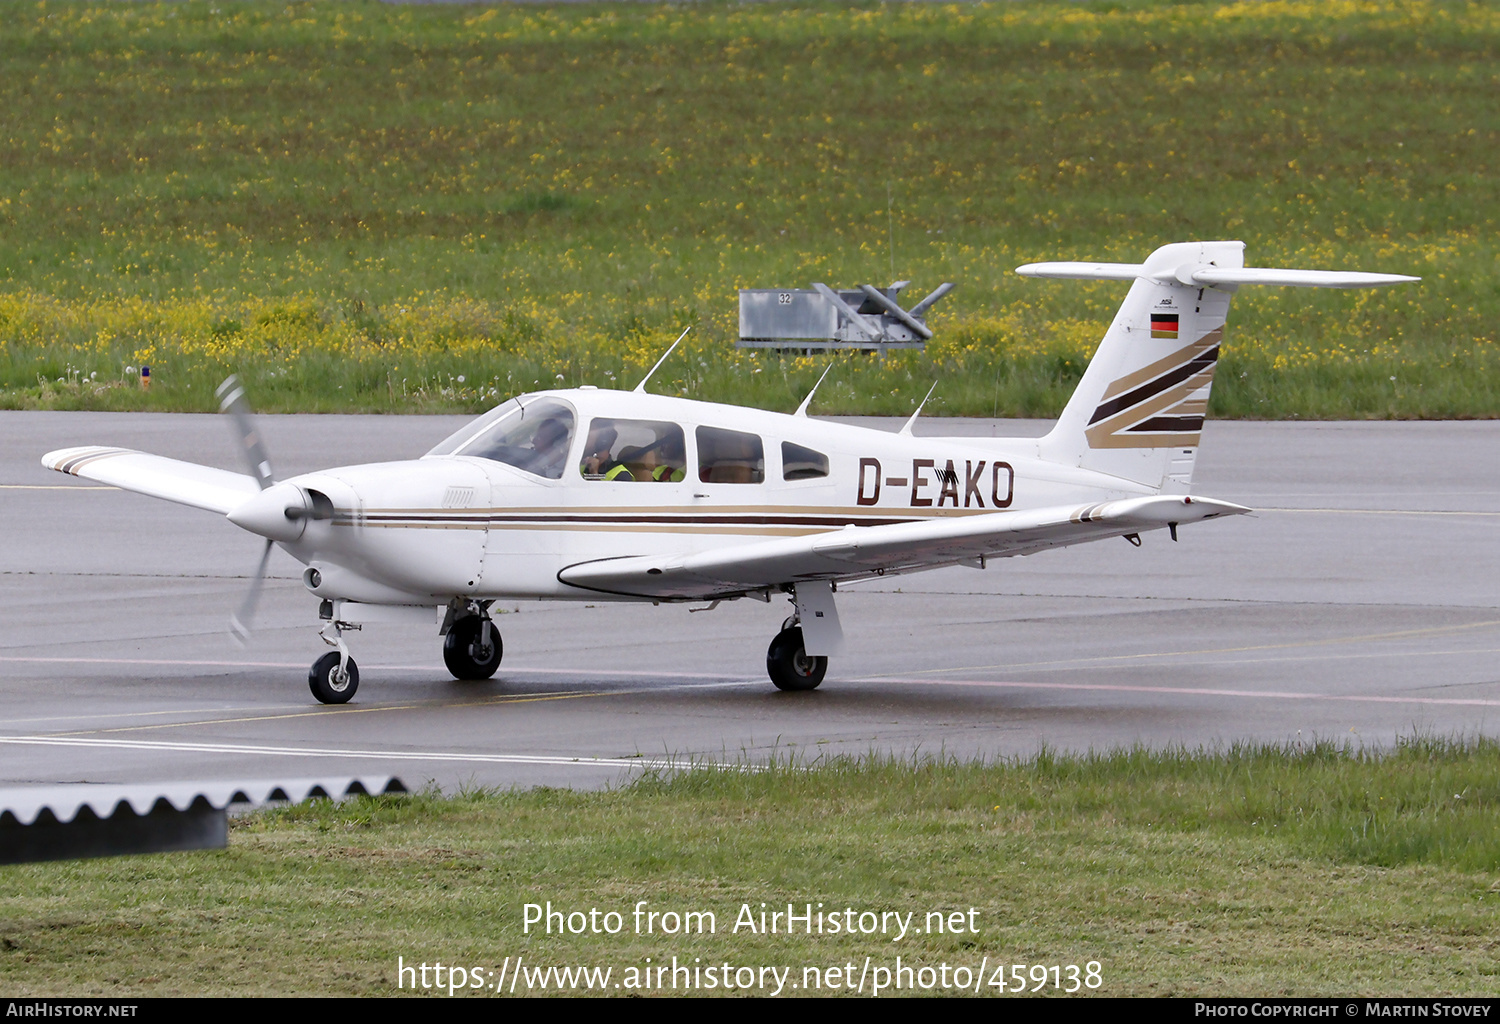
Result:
[0, 776, 407, 864]
[738, 280, 955, 353]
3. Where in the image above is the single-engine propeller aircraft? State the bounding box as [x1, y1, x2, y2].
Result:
[43, 241, 1417, 703]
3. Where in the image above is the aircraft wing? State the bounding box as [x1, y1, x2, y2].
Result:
[558, 494, 1250, 600]
[42, 446, 261, 515]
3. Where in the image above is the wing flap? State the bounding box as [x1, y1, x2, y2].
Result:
[558, 495, 1251, 599]
[42, 446, 261, 515]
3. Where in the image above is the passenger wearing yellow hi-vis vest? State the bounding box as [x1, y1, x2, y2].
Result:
[651, 432, 686, 482]
[581, 425, 634, 481]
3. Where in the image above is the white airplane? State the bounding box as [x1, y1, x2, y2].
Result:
[42, 241, 1416, 704]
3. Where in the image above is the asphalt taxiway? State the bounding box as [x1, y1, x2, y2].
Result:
[2, 412, 1496, 791]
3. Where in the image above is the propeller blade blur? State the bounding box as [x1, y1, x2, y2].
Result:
[216, 375, 275, 491]
[229, 538, 274, 646]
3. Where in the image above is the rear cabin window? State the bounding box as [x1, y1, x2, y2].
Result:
[781, 442, 829, 481]
[580, 419, 686, 482]
[696, 427, 765, 484]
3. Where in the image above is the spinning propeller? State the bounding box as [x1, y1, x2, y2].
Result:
[216, 376, 333, 643]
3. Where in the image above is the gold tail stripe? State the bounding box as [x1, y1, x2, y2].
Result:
[1085, 366, 1217, 450]
[1101, 326, 1223, 401]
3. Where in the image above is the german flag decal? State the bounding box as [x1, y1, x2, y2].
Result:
[1150, 313, 1179, 339]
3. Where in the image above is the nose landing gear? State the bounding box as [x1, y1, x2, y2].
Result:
[310, 620, 359, 704]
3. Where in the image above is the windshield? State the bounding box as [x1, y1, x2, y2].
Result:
[426, 397, 576, 480]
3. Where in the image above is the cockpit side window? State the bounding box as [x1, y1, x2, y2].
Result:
[580, 419, 686, 482]
[781, 442, 829, 481]
[697, 426, 765, 484]
[440, 398, 576, 480]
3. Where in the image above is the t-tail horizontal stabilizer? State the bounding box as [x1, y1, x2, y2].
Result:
[1019, 241, 1418, 495]
[1016, 261, 1419, 290]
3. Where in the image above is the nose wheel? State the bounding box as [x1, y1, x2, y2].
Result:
[766, 625, 826, 692]
[309, 651, 359, 704]
[444, 615, 502, 680]
[309, 619, 359, 704]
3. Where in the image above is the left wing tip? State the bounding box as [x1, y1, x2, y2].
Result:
[41, 445, 137, 475]
[42, 446, 91, 473]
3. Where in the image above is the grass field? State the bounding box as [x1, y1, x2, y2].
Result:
[0, 1, 1496, 417]
[1, 740, 1498, 996]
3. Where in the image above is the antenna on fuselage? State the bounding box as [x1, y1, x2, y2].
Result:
[793, 361, 836, 417]
[898, 382, 938, 437]
[633, 325, 692, 393]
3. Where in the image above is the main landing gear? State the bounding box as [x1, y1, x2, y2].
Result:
[766, 617, 827, 692]
[765, 582, 842, 692]
[443, 612, 503, 680]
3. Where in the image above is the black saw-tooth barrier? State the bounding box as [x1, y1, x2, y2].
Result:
[0, 777, 406, 865]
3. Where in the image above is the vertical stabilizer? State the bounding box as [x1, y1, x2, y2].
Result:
[1036, 240, 1239, 491]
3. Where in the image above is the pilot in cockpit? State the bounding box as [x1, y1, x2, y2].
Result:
[525, 416, 572, 478]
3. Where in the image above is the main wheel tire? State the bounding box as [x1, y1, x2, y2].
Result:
[443, 617, 503, 680]
[766, 626, 826, 692]
[309, 651, 359, 704]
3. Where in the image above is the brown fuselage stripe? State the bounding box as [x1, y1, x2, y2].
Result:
[342, 513, 922, 528]
[360, 502, 997, 517]
[326, 505, 1030, 536]
[350, 522, 831, 537]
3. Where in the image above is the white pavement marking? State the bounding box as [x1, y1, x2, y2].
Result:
[856, 677, 1500, 707]
[0, 656, 330, 670]
[1263, 506, 1500, 517]
[0, 655, 749, 681]
[872, 620, 1500, 676]
[0, 735, 742, 771]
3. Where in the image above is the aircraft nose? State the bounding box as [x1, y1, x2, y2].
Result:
[226, 482, 310, 542]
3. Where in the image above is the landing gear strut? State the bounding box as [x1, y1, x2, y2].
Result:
[766, 622, 826, 692]
[444, 612, 502, 680]
[309, 621, 359, 704]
